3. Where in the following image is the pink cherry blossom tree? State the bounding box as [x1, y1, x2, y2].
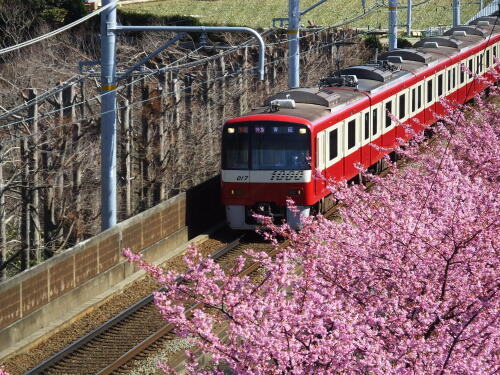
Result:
[125, 86, 499, 374]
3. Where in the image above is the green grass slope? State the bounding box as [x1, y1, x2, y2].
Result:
[119, 0, 482, 30]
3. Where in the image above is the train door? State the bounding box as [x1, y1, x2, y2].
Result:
[370, 102, 383, 163]
[435, 70, 446, 116]
[325, 123, 343, 182]
[457, 61, 467, 104]
[382, 96, 396, 149]
[315, 131, 327, 196]
[360, 108, 371, 168]
[445, 64, 457, 105]
[396, 89, 409, 141]
[465, 56, 475, 101]
[413, 81, 425, 133]
[424, 75, 436, 125]
[343, 113, 361, 180]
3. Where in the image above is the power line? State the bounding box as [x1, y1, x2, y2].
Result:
[0, 0, 456, 132]
[400, 13, 499, 252]
[0, 32, 366, 146]
[0, 0, 378, 128]
[0, 75, 86, 121]
[0, 1, 117, 56]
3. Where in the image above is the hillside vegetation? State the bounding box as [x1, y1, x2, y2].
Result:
[119, 0, 480, 30]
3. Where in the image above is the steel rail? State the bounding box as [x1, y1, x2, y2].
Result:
[97, 237, 280, 374]
[23, 234, 244, 375]
[25, 161, 397, 374]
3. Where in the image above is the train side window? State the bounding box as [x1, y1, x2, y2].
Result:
[437, 74, 444, 97]
[418, 84, 422, 109]
[411, 87, 416, 113]
[486, 49, 491, 68]
[494, 45, 498, 59]
[447, 69, 452, 91]
[427, 79, 433, 104]
[468, 58, 473, 81]
[385, 101, 392, 128]
[460, 63, 465, 84]
[372, 108, 378, 136]
[364, 112, 370, 141]
[399, 94, 406, 120]
[329, 129, 338, 160]
[347, 119, 356, 149]
[452, 66, 456, 88]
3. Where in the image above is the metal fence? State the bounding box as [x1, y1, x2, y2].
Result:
[465, 0, 499, 24]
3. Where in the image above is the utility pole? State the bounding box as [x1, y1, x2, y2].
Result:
[100, 0, 117, 231]
[453, 0, 461, 26]
[406, 0, 412, 35]
[287, 0, 328, 88]
[98, 1, 266, 231]
[288, 0, 300, 88]
[388, 0, 398, 51]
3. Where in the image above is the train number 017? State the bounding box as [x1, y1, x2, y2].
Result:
[236, 175, 248, 181]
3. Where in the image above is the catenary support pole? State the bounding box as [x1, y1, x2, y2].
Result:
[100, 0, 117, 231]
[407, 0, 412, 35]
[101, 20, 266, 231]
[113, 26, 266, 81]
[388, 0, 398, 51]
[453, 0, 461, 26]
[288, 0, 301, 88]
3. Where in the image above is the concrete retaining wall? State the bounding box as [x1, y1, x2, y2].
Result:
[0, 193, 187, 359]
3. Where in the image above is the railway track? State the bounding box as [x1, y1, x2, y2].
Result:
[23, 234, 274, 375]
[24, 159, 397, 375]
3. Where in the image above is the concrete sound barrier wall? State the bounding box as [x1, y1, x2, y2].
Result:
[0, 193, 187, 359]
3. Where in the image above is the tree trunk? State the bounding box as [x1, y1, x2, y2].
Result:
[218, 52, 226, 121]
[0, 159, 6, 280]
[20, 138, 30, 270]
[140, 83, 151, 210]
[120, 98, 132, 219]
[26, 89, 42, 262]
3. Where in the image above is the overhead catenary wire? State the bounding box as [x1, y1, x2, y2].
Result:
[0, 0, 464, 132]
[0, 29, 364, 137]
[0, 75, 87, 122]
[0, 11, 370, 130]
[0, 1, 117, 56]
[397, 12, 499, 251]
[0, 44, 210, 131]
[0, 33, 364, 145]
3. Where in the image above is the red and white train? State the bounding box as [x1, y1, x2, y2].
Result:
[221, 16, 500, 229]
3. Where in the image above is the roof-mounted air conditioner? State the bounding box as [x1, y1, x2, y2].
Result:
[387, 56, 403, 64]
[423, 42, 439, 48]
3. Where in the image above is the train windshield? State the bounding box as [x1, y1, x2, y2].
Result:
[222, 122, 311, 170]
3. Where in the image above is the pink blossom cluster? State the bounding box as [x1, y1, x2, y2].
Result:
[125, 87, 499, 374]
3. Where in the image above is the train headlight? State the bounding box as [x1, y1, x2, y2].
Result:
[230, 188, 244, 196]
[227, 127, 235, 134]
[288, 189, 303, 196]
[299, 128, 307, 134]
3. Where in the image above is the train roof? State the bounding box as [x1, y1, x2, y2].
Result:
[246, 88, 366, 123]
[236, 15, 499, 125]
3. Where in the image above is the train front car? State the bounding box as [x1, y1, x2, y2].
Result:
[221, 118, 313, 230]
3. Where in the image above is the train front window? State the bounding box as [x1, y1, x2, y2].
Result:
[251, 125, 310, 170]
[222, 126, 249, 169]
[222, 122, 310, 170]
